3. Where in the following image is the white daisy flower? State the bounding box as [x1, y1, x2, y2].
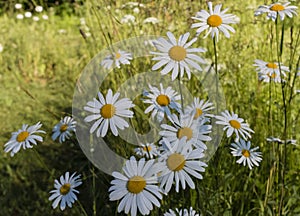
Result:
[16, 14, 24, 20]
[0, 43, 3, 53]
[255, 2, 297, 21]
[49, 172, 82, 211]
[143, 17, 160, 24]
[160, 113, 212, 150]
[134, 143, 159, 159]
[254, 59, 289, 77]
[215, 110, 254, 140]
[33, 16, 39, 22]
[109, 156, 162, 216]
[191, 1, 239, 41]
[15, 3, 22, 9]
[151, 31, 206, 81]
[185, 97, 214, 119]
[4, 122, 45, 157]
[42, 14, 49, 20]
[230, 139, 262, 170]
[120, 14, 136, 24]
[35, 5, 43, 13]
[266, 137, 298, 145]
[158, 138, 207, 193]
[100, 50, 132, 69]
[24, 12, 32, 18]
[143, 83, 181, 122]
[266, 136, 283, 143]
[164, 207, 199, 216]
[52, 116, 76, 143]
[84, 89, 135, 137]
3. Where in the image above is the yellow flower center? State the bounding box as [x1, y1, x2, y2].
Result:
[270, 4, 285, 11]
[167, 153, 186, 171]
[207, 15, 222, 27]
[242, 149, 250, 158]
[60, 183, 71, 195]
[16, 131, 29, 142]
[177, 127, 193, 141]
[168, 46, 187, 61]
[100, 104, 116, 119]
[143, 145, 152, 152]
[266, 63, 278, 69]
[60, 124, 68, 132]
[229, 120, 241, 129]
[156, 94, 170, 106]
[115, 52, 121, 59]
[267, 73, 276, 78]
[194, 108, 203, 119]
[127, 176, 146, 194]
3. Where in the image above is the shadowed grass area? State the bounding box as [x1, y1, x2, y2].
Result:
[1, 0, 300, 215]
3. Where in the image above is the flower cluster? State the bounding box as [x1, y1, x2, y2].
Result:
[3, 117, 80, 210]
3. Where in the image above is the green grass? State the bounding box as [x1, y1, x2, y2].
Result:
[1, 0, 300, 215]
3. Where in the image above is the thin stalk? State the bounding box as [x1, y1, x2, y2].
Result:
[178, 77, 185, 114]
[213, 37, 219, 112]
[275, 16, 287, 216]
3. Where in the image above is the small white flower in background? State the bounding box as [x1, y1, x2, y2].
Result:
[52, 116, 76, 143]
[164, 207, 199, 216]
[121, 14, 136, 24]
[24, 12, 32, 18]
[84, 89, 135, 137]
[215, 110, 254, 140]
[58, 29, 67, 34]
[143, 83, 181, 122]
[160, 113, 212, 150]
[266, 136, 283, 143]
[191, 1, 239, 41]
[80, 17, 86, 25]
[296, 90, 300, 94]
[35, 5, 43, 13]
[0, 43, 3, 53]
[133, 7, 140, 14]
[33, 16, 39, 22]
[254, 2, 298, 21]
[230, 139, 262, 170]
[15, 3, 22, 9]
[16, 14, 24, 20]
[143, 17, 160, 24]
[4, 122, 45, 157]
[151, 31, 206, 81]
[185, 97, 214, 120]
[134, 142, 159, 159]
[109, 156, 163, 216]
[42, 14, 49, 20]
[158, 137, 207, 193]
[101, 50, 132, 69]
[49, 172, 82, 211]
[254, 59, 289, 77]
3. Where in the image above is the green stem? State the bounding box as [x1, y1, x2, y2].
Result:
[275, 15, 287, 216]
[178, 77, 185, 114]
